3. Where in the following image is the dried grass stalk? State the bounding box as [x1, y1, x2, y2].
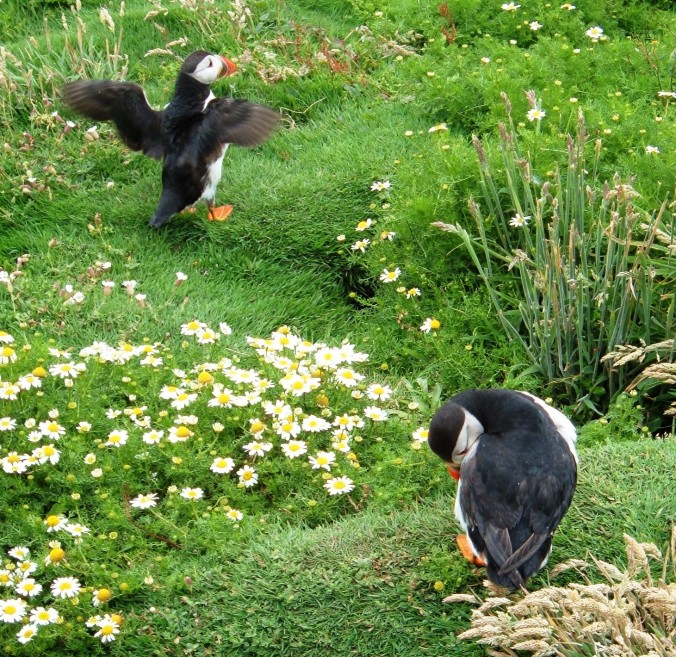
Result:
[454, 531, 676, 657]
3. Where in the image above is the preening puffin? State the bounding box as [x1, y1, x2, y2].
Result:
[428, 389, 577, 590]
[61, 51, 279, 228]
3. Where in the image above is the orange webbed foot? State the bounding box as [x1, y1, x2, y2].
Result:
[456, 535, 486, 567]
[207, 205, 233, 222]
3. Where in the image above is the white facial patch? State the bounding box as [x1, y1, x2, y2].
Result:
[452, 409, 484, 465]
[190, 55, 223, 85]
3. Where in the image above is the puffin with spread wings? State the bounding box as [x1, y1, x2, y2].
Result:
[62, 51, 279, 228]
[428, 389, 578, 590]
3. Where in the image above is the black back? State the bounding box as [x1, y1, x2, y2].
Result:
[431, 389, 577, 589]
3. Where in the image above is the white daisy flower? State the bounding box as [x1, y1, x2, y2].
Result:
[324, 476, 355, 496]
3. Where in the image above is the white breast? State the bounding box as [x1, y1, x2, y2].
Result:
[199, 144, 229, 204]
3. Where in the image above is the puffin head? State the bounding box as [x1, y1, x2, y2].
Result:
[428, 401, 484, 481]
[182, 51, 238, 85]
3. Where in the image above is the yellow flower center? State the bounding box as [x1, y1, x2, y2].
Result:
[187, 321, 200, 331]
[197, 371, 213, 384]
[43, 446, 56, 456]
[32, 366, 47, 377]
[49, 548, 66, 562]
[47, 422, 59, 432]
[430, 319, 441, 330]
[5, 604, 16, 614]
[243, 472, 253, 481]
[8, 454, 20, 463]
[250, 421, 265, 434]
[175, 426, 191, 438]
[46, 515, 61, 527]
[96, 588, 112, 602]
[333, 481, 346, 490]
[2, 347, 14, 357]
[100, 625, 114, 636]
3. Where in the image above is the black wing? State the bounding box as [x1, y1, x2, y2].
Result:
[61, 80, 164, 160]
[460, 429, 576, 588]
[196, 98, 279, 161]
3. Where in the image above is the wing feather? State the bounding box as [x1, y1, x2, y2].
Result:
[198, 99, 279, 160]
[61, 80, 164, 160]
[459, 428, 576, 584]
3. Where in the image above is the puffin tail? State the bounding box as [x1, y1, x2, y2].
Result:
[487, 563, 524, 590]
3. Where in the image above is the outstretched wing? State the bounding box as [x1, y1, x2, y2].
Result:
[61, 80, 165, 160]
[196, 98, 279, 161]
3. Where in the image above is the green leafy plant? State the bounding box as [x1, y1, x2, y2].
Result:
[434, 94, 674, 418]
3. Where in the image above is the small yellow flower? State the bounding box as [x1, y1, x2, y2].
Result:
[249, 419, 265, 434]
[96, 588, 112, 602]
[175, 426, 191, 439]
[197, 371, 214, 384]
[49, 547, 66, 563]
[46, 515, 61, 528]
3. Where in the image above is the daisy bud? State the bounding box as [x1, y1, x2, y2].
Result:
[175, 272, 187, 287]
[102, 281, 115, 296]
[135, 293, 147, 308]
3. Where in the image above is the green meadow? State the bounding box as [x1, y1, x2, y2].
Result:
[0, 0, 674, 654]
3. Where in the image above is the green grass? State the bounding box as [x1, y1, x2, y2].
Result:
[0, 0, 675, 653]
[5, 438, 672, 656]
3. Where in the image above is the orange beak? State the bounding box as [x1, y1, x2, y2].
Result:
[219, 56, 238, 78]
[446, 463, 461, 481]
